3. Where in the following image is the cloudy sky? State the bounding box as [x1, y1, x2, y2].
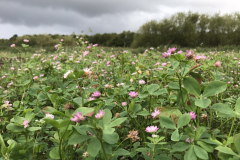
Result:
[0, 0, 240, 39]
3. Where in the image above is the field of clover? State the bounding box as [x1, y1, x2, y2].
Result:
[0, 37, 240, 160]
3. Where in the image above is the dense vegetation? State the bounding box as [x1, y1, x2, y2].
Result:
[0, 36, 240, 159]
[132, 12, 240, 48]
[0, 31, 135, 53]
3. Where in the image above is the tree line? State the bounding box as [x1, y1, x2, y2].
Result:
[0, 31, 135, 50]
[1, 12, 240, 50]
[132, 12, 240, 48]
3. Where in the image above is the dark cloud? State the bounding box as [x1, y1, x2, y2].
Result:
[0, 0, 240, 39]
[0, 1, 81, 26]
[0, 0, 160, 18]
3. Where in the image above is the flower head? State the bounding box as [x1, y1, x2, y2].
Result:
[83, 68, 92, 75]
[139, 80, 146, 84]
[115, 113, 120, 118]
[63, 70, 73, 78]
[92, 60, 97, 64]
[195, 55, 202, 60]
[71, 111, 86, 122]
[168, 47, 177, 54]
[194, 54, 206, 62]
[22, 119, 29, 128]
[89, 97, 96, 101]
[83, 51, 89, 57]
[185, 50, 194, 60]
[122, 102, 127, 106]
[185, 138, 194, 143]
[83, 151, 90, 158]
[46, 114, 54, 119]
[107, 61, 111, 66]
[177, 50, 183, 54]
[91, 91, 101, 97]
[104, 84, 110, 89]
[5, 101, 12, 107]
[10, 44, 15, 48]
[162, 62, 167, 66]
[53, 56, 58, 61]
[129, 91, 138, 98]
[3, 101, 13, 110]
[95, 109, 105, 119]
[55, 44, 60, 49]
[152, 134, 158, 138]
[214, 61, 221, 67]
[117, 83, 125, 87]
[162, 51, 171, 58]
[201, 113, 208, 121]
[188, 111, 197, 120]
[23, 39, 29, 42]
[33, 76, 38, 80]
[127, 130, 140, 142]
[145, 126, 159, 133]
[151, 109, 161, 118]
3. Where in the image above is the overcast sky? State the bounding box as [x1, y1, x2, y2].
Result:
[0, 0, 240, 39]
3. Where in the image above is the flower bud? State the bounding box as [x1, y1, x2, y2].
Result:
[201, 113, 208, 121]
[115, 113, 120, 118]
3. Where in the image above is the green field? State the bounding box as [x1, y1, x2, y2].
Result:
[0, 37, 240, 159]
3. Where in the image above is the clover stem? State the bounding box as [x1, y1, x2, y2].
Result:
[229, 116, 236, 137]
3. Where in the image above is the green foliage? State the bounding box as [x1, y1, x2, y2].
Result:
[202, 81, 227, 97]
[87, 138, 101, 157]
[132, 12, 240, 48]
[183, 77, 201, 97]
[195, 98, 211, 108]
[0, 34, 240, 160]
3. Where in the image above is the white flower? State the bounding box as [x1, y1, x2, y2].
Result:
[46, 114, 54, 119]
[64, 70, 73, 78]
[83, 68, 92, 75]
[152, 134, 158, 138]
[117, 83, 125, 87]
[131, 72, 137, 75]
[139, 80, 146, 84]
[36, 119, 44, 124]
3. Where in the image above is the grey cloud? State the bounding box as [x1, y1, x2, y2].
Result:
[1, 0, 240, 39]
[0, 0, 160, 17]
[0, 1, 83, 26]
[1, 0, 239, 27]
[0, 0, 162, 30]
